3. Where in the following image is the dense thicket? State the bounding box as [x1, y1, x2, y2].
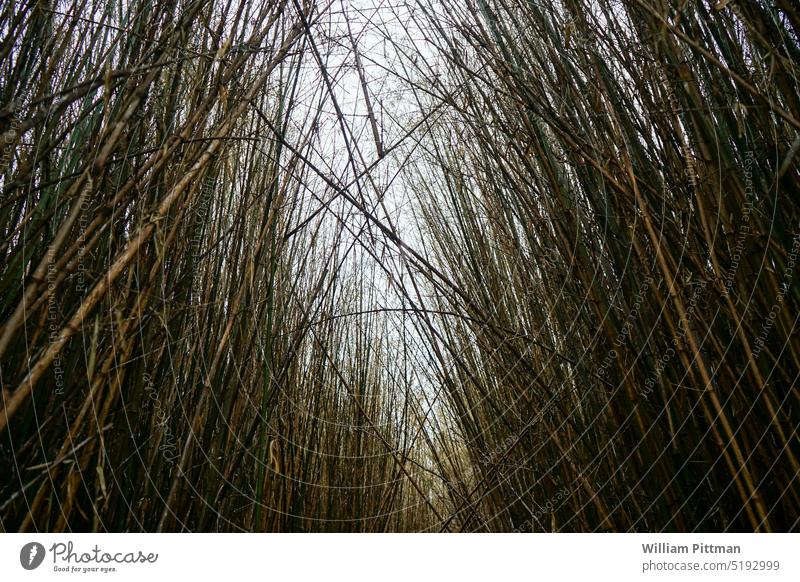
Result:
[1, 0, 798, 531]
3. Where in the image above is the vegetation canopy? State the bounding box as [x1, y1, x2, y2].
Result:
[0, 0, 798, 532]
